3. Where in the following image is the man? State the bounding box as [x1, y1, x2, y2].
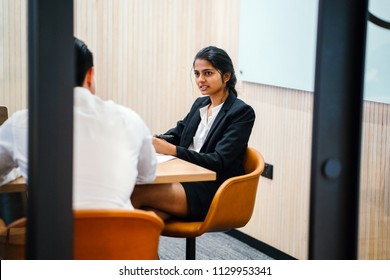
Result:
[0, 38, 157, 209]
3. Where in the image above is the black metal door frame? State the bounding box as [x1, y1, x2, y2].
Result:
[309, 0, 368, 259]
[26, 0, 74, 259]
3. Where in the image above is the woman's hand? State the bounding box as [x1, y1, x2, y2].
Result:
[153, 137, 177, 156]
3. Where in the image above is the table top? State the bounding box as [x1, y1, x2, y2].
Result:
[1, 157, 216, 192]
[0, 176, 27, 193]
[153, 157, 216, 184]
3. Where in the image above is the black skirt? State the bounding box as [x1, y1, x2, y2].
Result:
[182, 180, 221, 221]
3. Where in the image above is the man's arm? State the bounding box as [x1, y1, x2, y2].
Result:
[135, 130, 157, 185]
[0, 119, 19, 185]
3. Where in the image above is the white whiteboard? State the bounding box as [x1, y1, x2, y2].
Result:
[239, 0, 390, 104]
[238, 0, 319, 92]
[364, 0, 390, 104]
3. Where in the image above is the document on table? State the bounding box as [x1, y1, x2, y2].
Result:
[156, 153, 176, 163]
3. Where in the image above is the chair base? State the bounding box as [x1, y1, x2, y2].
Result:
[186, 237, 196, 260]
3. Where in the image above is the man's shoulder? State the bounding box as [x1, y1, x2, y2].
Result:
[109, 101, 141, 119]
[74, 89, 148, 128]
[107, 102, 150, 130]
[8, 109, 29, 127]
[10, 109, 28, 117]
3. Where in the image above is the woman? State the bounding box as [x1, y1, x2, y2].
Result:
[131, 46, 255, 221]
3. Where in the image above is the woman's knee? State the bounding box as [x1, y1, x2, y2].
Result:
[131, 185, 147, 207]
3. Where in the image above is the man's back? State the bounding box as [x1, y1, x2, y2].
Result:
[73, 87, 156, 209]
[0, 88, 157, 209]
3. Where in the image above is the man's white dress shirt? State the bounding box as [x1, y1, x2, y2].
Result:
[0, 87, 157, 209]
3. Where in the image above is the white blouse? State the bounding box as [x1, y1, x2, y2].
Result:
[188, 103, 224, 152]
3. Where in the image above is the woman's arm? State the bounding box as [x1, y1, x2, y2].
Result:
[153, 137, 177, 156]
[0, 118, 19, 184]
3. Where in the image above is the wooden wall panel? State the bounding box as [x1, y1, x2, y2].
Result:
[74, 0, 240, 135]
[0, 0, 27, 114]
[1, 0, 389, 260]
[239, 83, 313, 259]
[359, 101, 390, 259]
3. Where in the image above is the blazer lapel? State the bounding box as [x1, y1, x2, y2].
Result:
[181, 97, 210, 147]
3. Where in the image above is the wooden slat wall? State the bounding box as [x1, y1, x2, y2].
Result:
[0, 0, 27, 114]
[239, 83, 313, 259]
[73, 0, 240, 135]
[1, 0, 389, 260]
[359, 101, 390, 259]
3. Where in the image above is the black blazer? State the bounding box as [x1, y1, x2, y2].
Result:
[163, 92, 256, 182]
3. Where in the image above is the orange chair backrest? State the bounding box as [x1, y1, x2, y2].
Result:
[73, 209, 164, 260]
[199, 147, 265, 233]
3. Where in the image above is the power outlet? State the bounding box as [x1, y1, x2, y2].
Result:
[261, 163, 273, 180]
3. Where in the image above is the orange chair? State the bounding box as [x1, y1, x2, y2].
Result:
[162, 147, 265, 259]
[0, 217, 26, 260]
[0, 209, 164, 260]
[73, 209, 164, 260]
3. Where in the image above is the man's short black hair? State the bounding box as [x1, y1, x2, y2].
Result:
[74, 37, 94, 87]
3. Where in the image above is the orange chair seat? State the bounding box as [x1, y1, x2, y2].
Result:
[163, 221, 203, 238]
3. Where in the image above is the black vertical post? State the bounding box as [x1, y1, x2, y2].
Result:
[186, 238, 196, 260]
[309, 0, 368, 259]
[27, 0, 74, 259]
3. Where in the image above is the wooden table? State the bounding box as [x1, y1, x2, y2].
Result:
[152, 157, 216, 184]
[1, 157, 216, 192]
[0, 177, 27, 193]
